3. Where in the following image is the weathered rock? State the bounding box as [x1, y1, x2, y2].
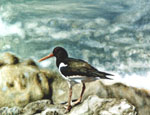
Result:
[0, 106, 22, 115]
[41, 70, 69, 104]
[0, 52, 19, 65]
[69, 95, 136, 115]
[22, 99, 65, 115]
[22, 100, 53, 115]
[21, 59, 37, 66]
[1, 95, 136, 115]
[106, 83, 150, 115]
[0, 53, 50, 108]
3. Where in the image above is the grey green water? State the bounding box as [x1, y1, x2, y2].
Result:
[0, 0, 150, 86]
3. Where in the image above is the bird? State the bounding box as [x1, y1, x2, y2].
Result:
[38, 46, 113, 112]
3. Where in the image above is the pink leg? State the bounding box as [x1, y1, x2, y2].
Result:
[66, 86, 72, 112]
[73, 82, 86, 106]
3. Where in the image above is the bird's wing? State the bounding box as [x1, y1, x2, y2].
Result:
[60, 58, 113, 79]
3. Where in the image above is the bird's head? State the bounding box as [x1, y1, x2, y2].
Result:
[38, 47, 68, 62]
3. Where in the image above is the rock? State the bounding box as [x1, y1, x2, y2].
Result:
[22, 100, 52, 115]
[0, 106, 22, 115]
[0, 52, 147, 115]
[22, 99, 65, 115]
[47, 72, 150, 115]
[0, 52, 19, 65]
[69, 95, 136, 115]
[1, 95, 136, 115]
[21, 59, 37, 66]
[42, 70, 69, 104]
[0, 53, 50, 108]
[106, 83, 150, 115]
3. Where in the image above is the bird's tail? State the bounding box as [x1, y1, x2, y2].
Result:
[98, 71, 114, 80]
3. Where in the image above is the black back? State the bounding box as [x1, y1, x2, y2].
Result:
[52, 47, 113, 79]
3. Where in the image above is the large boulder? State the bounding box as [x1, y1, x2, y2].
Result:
[0, 52, 50, 107]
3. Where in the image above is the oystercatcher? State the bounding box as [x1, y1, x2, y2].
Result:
[39, 47, 113, 112]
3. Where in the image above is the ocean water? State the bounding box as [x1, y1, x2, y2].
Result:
[0, 0, 150, 89]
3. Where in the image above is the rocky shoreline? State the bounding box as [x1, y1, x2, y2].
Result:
[0, 52, 149, 114]
[0, 95, 136, 115]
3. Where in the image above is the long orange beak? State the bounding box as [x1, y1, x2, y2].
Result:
[38, 53, 54, 62]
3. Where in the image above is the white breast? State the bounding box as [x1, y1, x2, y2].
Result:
[58, 62, 68, 80]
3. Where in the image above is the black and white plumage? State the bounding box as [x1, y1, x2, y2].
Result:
[58, 58, 112, 84]
[39, 46, 113, 112]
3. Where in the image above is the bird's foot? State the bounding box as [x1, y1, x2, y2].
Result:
[72, 98, 81, 106]
[62, 101, 73, 106]
[64, 105, 72, 113]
